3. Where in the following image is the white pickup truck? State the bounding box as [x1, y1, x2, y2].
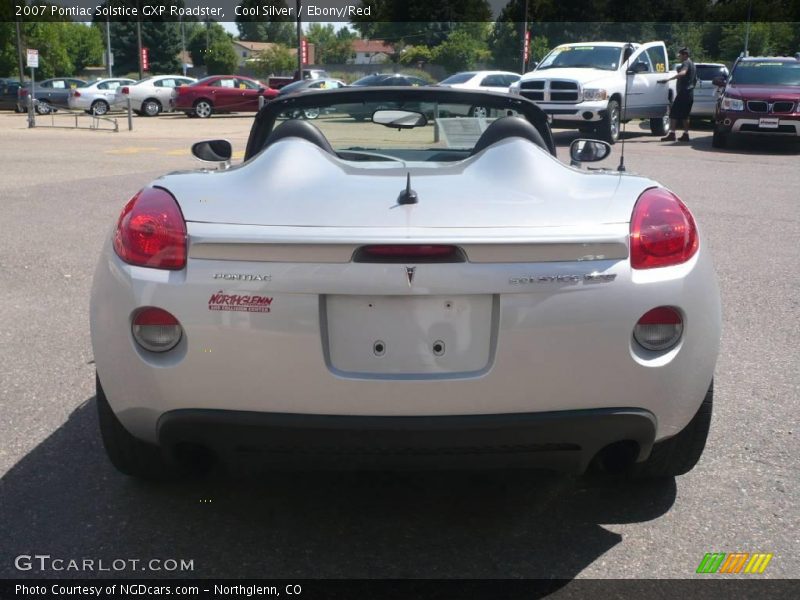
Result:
[511, 41, 676, 143]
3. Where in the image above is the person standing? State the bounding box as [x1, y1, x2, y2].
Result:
[658, 47, 696, 142]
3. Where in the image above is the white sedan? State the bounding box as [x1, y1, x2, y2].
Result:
[90, 87, 720, 480]
[437, 71, 521, 117]
[113, 75, 196, 116]
[68, 78, 136, 115]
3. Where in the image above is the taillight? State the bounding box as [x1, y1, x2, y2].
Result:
[19, 88, 28, 97]
[131, 307, 182, 352]
[113, 187, 187, 270]
[121, 86, 129, 94]
[633, 306, 683, 351]
[630, 188, 698, 269]
[72, 90, 81, 97]
[354, 244, 465, 263]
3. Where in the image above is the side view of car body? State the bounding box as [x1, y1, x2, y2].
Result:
[90, 87, 721, 482]
[691, 63, 729, 118]
[114, 75, 196, 116]
[174, 75, 279, 118]
[68, 78, 136, 115]
[17, 77, 87, 114]
[713, 56, 800, 148]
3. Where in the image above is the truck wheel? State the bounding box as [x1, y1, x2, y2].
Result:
[633, 381, 713, 479]
[597, 99, 620, 144]
[96, 373, 175, 480]
[650, 115, 669, 136]
[712, 129, 728, 148]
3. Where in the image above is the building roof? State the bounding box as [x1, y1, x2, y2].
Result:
[352, 40, 395, 54]
[233, 41, 276, 53]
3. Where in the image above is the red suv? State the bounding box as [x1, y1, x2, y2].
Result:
[174, 75, 278, 118]
[712, 57, 800, 148]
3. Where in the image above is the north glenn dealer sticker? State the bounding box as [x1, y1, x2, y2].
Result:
[208, 291, 272, 313]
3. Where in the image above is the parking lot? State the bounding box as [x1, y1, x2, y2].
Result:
[0, 109, 798, 579]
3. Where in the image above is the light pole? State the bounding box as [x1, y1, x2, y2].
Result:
[106, 15, 113, 77]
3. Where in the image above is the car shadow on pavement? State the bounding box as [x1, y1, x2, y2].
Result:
[0, 398, 676, 580]
[687, 134, 800, 156]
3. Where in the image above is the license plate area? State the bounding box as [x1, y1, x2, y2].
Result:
[759, 117, 779, 129]
[323, 295, 496, 377]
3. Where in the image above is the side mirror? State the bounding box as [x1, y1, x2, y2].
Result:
[372, 109, 427, 129]
[569, 139, 611, 167]
[712, 76, 727, 87]
[191, 139, 232, 168]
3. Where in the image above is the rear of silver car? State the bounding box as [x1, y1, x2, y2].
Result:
[90, 141, 720, 475]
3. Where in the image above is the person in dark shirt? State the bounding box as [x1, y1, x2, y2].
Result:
[658, 47, 696, 142]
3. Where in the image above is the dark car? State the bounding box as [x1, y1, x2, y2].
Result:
[713, 56, 800, 148]
[17, 77, 87, 114]
[173, 75, 279, 118]
[0, 78, 23, 111]
[276, 78, 347, 119]
[344, 74, 430, 120]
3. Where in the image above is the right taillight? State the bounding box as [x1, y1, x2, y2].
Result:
[630, 188, 698, 269]
[113, 187, 187, 270]
[121, 86, 129, 94]
[634, 306, 683, 351]
[72, 90, 80, 97]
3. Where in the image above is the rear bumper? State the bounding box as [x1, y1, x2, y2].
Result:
[157, 408, 657, 473]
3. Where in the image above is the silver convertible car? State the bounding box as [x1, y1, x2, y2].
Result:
[90, 87, 721, 480]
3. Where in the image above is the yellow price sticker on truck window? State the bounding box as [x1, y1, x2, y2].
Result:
[656, 63, 666, 72]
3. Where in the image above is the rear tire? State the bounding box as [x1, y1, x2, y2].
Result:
[91, 99, 109, 116]
[193, 99, 212, 118]
[650, 115, 669, 136]
[141, 98, 161, 117]
[96, 373, 174, 480]
[35, 100, 51, 115]
[633, 381, 714, 479]
[712, 129, 728, 148]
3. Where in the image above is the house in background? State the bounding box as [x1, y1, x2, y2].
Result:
[350, 40, 395, 64]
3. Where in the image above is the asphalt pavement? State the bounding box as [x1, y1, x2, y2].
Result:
[0, 111, 798, 580]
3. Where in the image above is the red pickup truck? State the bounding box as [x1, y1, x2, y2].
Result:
[174, 75, 279, 118]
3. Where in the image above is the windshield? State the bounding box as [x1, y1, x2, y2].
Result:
[730, 61, 800, 86]
[279, 80, 308, 94]
[538, 45, 622, 71]
[265, 97, 545, 161]
[440, 73, 476, 84]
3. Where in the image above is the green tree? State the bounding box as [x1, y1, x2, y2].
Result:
[305, 24, 355, 64]
[235, 0, 295, 44]
[431, 24, 491, 73]
[188, 22, 231, 68]
[719, 22, 797, 61]
[253, 44, 295, 77]
[107, 21, 182, 75]
[205, 39, 239, 75]
[68, 24, 104, 73]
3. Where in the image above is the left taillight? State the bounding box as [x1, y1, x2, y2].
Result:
[113, 187, 187, 270]
[630, 188, 698, 269]
[121, 86, 129, 94]
[132, 307, 182, 352]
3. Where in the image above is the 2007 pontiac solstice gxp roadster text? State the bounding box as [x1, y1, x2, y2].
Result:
[90, 87, 721, 480]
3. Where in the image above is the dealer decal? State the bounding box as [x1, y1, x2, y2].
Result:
[208, 291, 272, 313]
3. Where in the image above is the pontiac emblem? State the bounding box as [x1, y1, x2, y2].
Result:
[405, 266, 416, 286]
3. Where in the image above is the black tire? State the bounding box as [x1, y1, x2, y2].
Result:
[96, 373, 175, 480]
[91, 99, 109, 116]
[141, 98, 161, 117]
[712, 129, 728, 148]
[633, 381, 714, 479]
[193, 99, 213, 118]
[597, 99, 621, 144]
[650, 115, 669, 136]
[35, 100, 51, 115]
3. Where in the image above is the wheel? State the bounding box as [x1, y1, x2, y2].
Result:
[469, 105, 489, 118]
[141, 98, 161, 117]
[96, 373, 174, 480]
[35, 100, 51, 115]
[597, 99, 621, 144]
[633, 381, 714, 478]
[712, 128, 728, 148]
[91, 99, 109, 116]
[650, 115, 669, 136]
[303, 107, 320, 120]
[193, 99, 212, 118]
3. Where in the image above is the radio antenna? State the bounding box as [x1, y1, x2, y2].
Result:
[617, 42, 634, 173]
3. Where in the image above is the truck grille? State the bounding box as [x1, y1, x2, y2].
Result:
[519, 79, 580, 103]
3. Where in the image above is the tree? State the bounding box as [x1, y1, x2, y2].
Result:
[305, 24, 355, 64]
[188, 22, 231, 68]
[431, 24, 491, 73]
[718, 22, 797, 61]
[108, 21, 182, 75]
[235, 0, 295, 44]
[253, 44, 295, 77]
[69, 24, 104, 74]
[205, 39, 239, 75]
